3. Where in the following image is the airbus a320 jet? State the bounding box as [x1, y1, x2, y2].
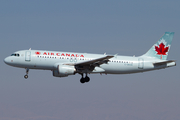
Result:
[4, 32, 176, 83]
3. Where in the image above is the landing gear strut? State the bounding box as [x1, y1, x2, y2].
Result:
[24, 68, 29, 79]
[80, 73, 90, 83]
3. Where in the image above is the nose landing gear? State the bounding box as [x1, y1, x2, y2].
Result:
[24, 68, 29, 79]
[80, 73, 90, 83]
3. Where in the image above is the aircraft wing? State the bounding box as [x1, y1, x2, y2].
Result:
[64, 55, 114, 73]
[65, 55, 114, 66]
[75, 55, 114, 66]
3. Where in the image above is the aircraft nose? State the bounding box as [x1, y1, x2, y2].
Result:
[4, 57, 10, 65]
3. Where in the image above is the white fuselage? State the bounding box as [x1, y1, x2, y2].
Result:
[4, 50, 175, 75]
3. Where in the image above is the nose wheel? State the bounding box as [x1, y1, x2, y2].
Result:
[24, 68, 29, 79]
[24, 75, 28, 79]
[80, 73, 90, 83]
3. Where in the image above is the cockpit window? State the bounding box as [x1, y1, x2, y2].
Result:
[11, 53, 20, 57]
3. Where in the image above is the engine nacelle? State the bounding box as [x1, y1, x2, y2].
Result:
[53, 65, 76, 77]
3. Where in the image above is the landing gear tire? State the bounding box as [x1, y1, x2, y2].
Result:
[80, 78, 85, 83]
[85, 76, 90, 82]
[24, 75, 28, 79]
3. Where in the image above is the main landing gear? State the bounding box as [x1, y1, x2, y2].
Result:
[80, 73, 90, 84]
[24, 68, 29, 79]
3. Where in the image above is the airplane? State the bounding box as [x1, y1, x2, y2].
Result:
[4, 32, 176, 83]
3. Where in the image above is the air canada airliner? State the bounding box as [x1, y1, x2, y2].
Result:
[4, 32, 176, 83]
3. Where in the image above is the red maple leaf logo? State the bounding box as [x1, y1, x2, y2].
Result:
[35, 52, 41, 55]
[155, 43, 169, 59]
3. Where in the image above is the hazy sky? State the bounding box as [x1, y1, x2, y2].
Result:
[0, 0, 180, 120]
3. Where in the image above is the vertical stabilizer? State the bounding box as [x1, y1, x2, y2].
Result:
[142, 32, 174, 60]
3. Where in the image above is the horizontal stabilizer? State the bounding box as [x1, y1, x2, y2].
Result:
[153, 60, 176, 65]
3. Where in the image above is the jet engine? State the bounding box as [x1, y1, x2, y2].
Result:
[53, 65, 76, 77]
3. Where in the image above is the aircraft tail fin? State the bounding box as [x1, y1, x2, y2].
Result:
[142, 32, 174, 60]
